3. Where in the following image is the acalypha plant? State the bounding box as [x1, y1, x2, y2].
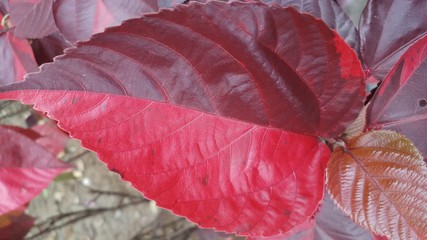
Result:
[0, 0, 426, 239]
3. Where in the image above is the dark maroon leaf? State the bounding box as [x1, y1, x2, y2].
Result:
[359, 0, 427, 81]
[0, 125, 69, 215]
[2, 2, 365, 137]
[31, 32, 71, 65]
[0, 2, 364, 236]
[0, 207, 34, 240]
[367, 34, 427, 160]
[312, 192, 373, 240]
[9, 0, 57, 38]
[53, 0, 158, 43]
[0, 30, 38, 85]
[259, 0, 359, 51]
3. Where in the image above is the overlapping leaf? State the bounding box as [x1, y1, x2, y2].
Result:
[0, 2, 364, 236]
[367, 34, 427, 160]
[31, 32, 72, 65]
[259, 0, 359, 51]
[0, 31, 38, 85]
[359, 0, 427, 81]
[9, 0, 57, 38]
[327, 130, 427, 240]
[53, 0, 158, 43]
[336, 0, 367, 28]
[251, 192, 374, 240]
[0, 126, 69, 215]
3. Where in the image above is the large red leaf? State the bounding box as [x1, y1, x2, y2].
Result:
[1, 91, 331, 236]
[367, 34, 427, 160]
[0, 31, 38, 85]
[9, 0, 57, 38]
[359, 0, 427, 81]
[260, 0, 359, 51]
[53, 0, 158, 43]
[327, 130, 427, 240]
[0, 125, 69, 215]
[1, 2, 365, 137]
[0, 2, 364, 236]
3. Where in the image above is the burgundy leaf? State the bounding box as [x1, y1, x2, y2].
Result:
[0, 207, 34, 240]
[0, 2, 364, 236]
[259, 0, 359, 51]
[359, 0, 427, 81]
[0, 31, 38, 85]
[0, 125, 69, 215]
[367, 34, 427, 160]
[312, 192, 373, 240]
[53, 0, 158, 43]
[2, 2, 364, 137]
[9, 0, 57, 38]
[0, 0, 8, 14]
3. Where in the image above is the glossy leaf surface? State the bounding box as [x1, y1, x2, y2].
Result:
[367, 35, 427, 160]
[0, 126, 69, 215]
[1, 2, 365, 137]
[359, 0, 427, 81]
[0, 2, 365, 236]
[53, 0, 158, 43]
[327, 130, 427, 240]
[259, 0, 359, 51]
[9, 0, 57, 38]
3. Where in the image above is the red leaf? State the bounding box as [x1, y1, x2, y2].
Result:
[327, 130, 427, 240]
[0, 207, 34, 240]
[0, 2, 364, 236]
[359, 0, 427, 81]
[2, 2, 365, 137]
[367, 34, 427, 160]
[9, 0, 57, 38]
[260, 0, 360, 51]
[0, 125, 69, 215]
[53, 0, 158, 43]
[0, 31, 38, 85]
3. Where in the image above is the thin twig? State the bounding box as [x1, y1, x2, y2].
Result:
[65, 150, 91, 163]
[26, 199, 146, 240]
